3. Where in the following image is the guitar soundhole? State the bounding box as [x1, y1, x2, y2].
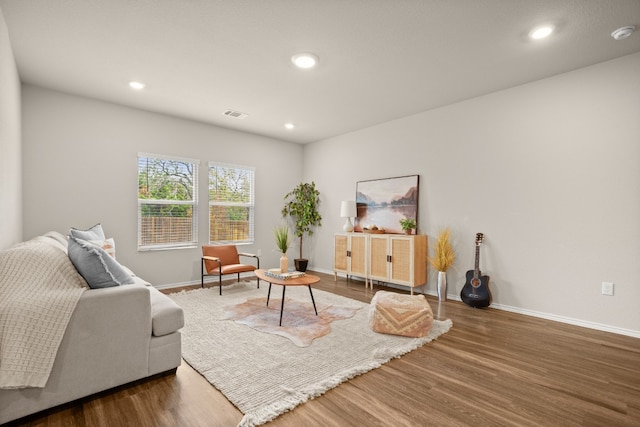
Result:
[471, 278, 481, 288]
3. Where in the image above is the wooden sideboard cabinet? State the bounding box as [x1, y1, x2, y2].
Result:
[334, 233, 368, 285]
[369, 234, 427, 294]
[334, 233, 427, 293]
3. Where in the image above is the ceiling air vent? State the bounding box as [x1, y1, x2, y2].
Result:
[223, 109, 249, 119]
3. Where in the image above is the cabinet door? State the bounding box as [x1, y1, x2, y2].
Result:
[349, 234, 367, 277]
[334, 234, 348, 273]
[389, 236, 413, 285]
[369, 235, 389, 280]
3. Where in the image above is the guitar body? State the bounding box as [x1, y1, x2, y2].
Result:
[461, 269, 491, 308]
[460, 232, 492, 308]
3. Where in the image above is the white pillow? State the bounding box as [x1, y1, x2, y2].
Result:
[88, 237, 116, 258]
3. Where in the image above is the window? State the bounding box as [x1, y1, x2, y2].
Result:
[138, 153, 199, 250]
[209, 162, 255, 244]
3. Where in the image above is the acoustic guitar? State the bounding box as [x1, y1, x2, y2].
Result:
[460, 233, 491, 308]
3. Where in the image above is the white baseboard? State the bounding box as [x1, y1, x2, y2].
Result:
[154, 280, 199, 290]
[325, 268, 640, 339]
[156, 268, 640, 339]
[153, 272, 258, 290]
[488, 302, 640, 339]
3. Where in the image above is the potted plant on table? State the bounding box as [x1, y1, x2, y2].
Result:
[399, 217, 417, 235]
[428, 227, 456, 301]
[273, 224, 291, 273]
[281, 182, 322, 272]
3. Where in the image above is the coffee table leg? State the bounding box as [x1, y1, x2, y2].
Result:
[279, 286, 286, 326]
[267, 283, 272, 306]
[308, 286, 318, 315]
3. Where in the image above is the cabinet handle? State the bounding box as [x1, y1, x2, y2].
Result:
[387, 255, 392, 262]
[347, 250, 351, 257]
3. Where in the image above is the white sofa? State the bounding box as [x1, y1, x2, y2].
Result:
[0, 232, 184, 424]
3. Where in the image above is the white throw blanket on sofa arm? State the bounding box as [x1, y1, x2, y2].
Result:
[0, 236, 87, 389]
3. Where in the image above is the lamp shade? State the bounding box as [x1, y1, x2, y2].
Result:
[340, 201, 357, 218]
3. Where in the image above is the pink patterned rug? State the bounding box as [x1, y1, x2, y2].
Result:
[223, 296, 360, 347]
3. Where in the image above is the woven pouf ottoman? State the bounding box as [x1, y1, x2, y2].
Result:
[368, 290, 433, 337]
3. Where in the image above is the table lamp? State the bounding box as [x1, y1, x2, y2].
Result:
[340, 201, 357, 232]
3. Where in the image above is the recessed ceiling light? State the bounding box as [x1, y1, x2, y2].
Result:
[284, 123, 295, 130]
[529, 25, 554, 40]
[129, 81, 146, 90]
[291, 53, 318, 69]
[611, 25, 636, 40]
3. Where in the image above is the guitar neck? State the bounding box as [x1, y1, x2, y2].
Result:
[473, 233, 484, 279]
[473, 242, 481, 279]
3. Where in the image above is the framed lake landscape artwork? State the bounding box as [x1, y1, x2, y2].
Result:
[355, 175, 419, 234]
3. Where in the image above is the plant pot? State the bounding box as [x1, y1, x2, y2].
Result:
[405, 229, 413, 235]
[294, 258, 308, 272]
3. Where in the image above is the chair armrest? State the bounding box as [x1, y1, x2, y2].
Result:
[238, 252, 259, 269]
[202, 256, 221, 262]
[238, 252, 258, 258]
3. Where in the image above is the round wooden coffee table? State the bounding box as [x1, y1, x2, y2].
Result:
[254, 269, 320, 326]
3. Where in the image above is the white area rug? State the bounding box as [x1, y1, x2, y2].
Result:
[168, 282, 452, 427]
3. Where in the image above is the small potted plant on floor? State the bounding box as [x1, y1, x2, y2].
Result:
[281, 182, 322, 272]
[273, 224, 291, 273]
[399, 217, 417, 235]
[428, 227, 456, 301]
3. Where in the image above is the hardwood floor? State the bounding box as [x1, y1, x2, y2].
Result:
[9, 272, 640, 426]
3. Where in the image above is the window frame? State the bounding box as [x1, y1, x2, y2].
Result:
[208, 161, 255, 245]
[137, 153, 199, 251]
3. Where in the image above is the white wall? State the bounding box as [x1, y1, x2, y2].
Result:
[22, 85, 303, 285]
[304, 53, 640, 335]
[0, 8, 21, 250]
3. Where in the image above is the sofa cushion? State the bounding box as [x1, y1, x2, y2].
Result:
[43, 231, 68, 246]
[68, 237, 134, 289]
[42, 231, 69, 253]
[69, 223, 105, 241]
[148, 287, 184, 337]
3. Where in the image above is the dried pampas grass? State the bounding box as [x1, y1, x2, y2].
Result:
[429, 227, 456, 272]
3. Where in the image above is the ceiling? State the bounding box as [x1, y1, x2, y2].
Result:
[1, 1, 639, 144]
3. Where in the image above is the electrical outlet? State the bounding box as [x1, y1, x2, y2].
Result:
[601, 282, 614, 296]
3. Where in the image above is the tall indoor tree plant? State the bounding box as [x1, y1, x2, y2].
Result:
[281, 182, 322, 272]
